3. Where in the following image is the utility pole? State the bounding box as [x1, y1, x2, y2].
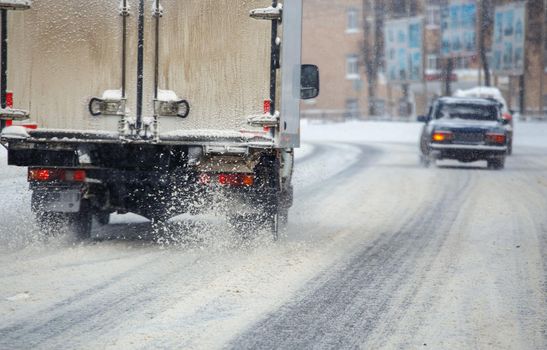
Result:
[443, 58, 453, 96]
[478, 0, 492, 86]
[362, 0, 384, 116]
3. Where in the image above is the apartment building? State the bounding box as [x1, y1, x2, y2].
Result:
[301, 0, 368, 120]
[302, 0, 547, 119]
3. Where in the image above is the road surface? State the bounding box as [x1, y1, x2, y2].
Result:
[0, 121, 546, 349]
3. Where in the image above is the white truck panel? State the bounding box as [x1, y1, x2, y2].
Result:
[8, 0, 272, 134]
[278, 0, 302, 148]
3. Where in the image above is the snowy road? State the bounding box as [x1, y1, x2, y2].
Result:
[1, 121, 547, 349]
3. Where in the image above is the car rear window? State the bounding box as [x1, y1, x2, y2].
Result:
[436, 103, 499, 121]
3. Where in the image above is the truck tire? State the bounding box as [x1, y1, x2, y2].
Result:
[35, 212, 67, 237]
[71, 206, 93, 240]
[262, 209, 280, 241]
[228, 205, 280, 241]
[34, 203, 92, 240]
[279, 207, 289, 227]
[94, 211, 110, 226]
[35, 210, 92, 240]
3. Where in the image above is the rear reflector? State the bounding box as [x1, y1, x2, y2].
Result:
[5, 119, 38, 129]
[263, 99, 271, 114]
[6, 92, 12, 108]
[28, 168, 86, 182]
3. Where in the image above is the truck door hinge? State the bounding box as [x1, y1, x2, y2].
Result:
[119, 2, 130, 17]
[151, 0, 163, 17]
[0, 107, 29, 121]
[249, 3, 282, 21]
[247, 111, 280, 128]
[0, 0, 32, 11]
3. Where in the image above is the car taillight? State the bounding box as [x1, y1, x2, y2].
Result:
[28, 169, 86, 182]
[218, 173, 255, 187]
[485, 133, 506, 144]
[502, 113, 512, 122]
[432, 131, 453, 142]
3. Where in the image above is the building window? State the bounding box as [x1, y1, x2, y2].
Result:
[346, 8, 359, 33]
[427, 54, 438, 70]
[345, 99, 360, 119]
[453, 56, 470, 70]
[426, 5, 440, 28]
[346, 54, 360, 80]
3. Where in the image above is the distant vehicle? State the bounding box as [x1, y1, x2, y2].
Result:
[418, 97, 508, 169]
[454, 86, 514, 154]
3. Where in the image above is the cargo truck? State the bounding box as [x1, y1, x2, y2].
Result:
[0, 0, 319, 240]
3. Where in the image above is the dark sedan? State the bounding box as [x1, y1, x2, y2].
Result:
[418, 97, 509, 169]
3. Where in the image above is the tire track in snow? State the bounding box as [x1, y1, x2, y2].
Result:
[229, 170, 474, 349]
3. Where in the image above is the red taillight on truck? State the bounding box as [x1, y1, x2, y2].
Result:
[198, 173, 255, 187]
[218, 173, 254, 187]
[29, 169, 54, 182]
[432, 131, 453, 142]
[28, 169, 86, 182]
[485, 133, 506, 144]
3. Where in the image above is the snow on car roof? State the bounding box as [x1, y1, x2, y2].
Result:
[453, 86, 509, 113]
[454, 86, 504, 99]
[437, 96, 501, 106]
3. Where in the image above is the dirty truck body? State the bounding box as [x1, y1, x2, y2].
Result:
[0, 0, 316, 239]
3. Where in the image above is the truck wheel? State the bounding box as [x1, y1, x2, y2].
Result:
[263, 211, 280, 241]
[35, 209, 92, 240]
[70, 209, 93, 240]
[35, 212, 67, 237]
[279, 207, 289, 227]
[94, 211, 110, 226]
[228, 208, 280, 241]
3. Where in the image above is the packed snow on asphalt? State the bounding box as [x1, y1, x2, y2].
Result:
[1, 120, 547, 349]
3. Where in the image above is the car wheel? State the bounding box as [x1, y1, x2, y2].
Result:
[487, 158, 505, 170]
[420, 154, 432, 168]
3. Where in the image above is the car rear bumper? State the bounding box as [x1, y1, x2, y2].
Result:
[429, 143, 506, 161]
[430, 144, 507, 152]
